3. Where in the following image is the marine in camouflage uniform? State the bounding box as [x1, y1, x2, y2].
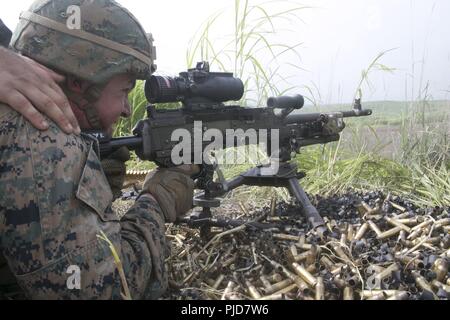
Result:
[0, 0, 179, 300]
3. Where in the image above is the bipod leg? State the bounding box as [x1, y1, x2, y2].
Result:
[287, 178, 328, 238]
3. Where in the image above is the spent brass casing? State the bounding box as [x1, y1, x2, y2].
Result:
[431, 280, 450, 293]
[343, 287, 354, 300]
[412, 271, 437, 299]
[308, 263, 320, 274]
[392, 212, 411, 219]
[387, 291, 409, 300]
[291, 251, 311, 263]
[385, 217, 411, 233]
[377, 227, 403, 240]
[272, 283, 298, 296]
[333, 275, 346, 289]
[411, 219, 433, 232]
[407, 228, 424, 241]
[245, 280, 262, 299]
[367, 293, 386, 300]
[306, 245, 320, 265]
[389, 201, 406, 212]
[368, 220, 383, 237]
[273, 234, 302, 242]
[315, 277, 325, 301]
[362, 290, 399, 298]
[354, 223, 369, 241]
[433, 258, 449, 283]
[269, 196, 277, 217]
[398, 230, 406, 243]
[268, 273, 283, 283]
[265, 279, 294, 295]
[221, 281, 236, 300]
[396, 217, 421, 226]
[340, 234, 348, 246]
[292, 263, 317, 287]
[375, 263, 399, 281]
[332, 244, 352, 263]
[319, 256, 335, 270]
[213, 275, 225, 290]
[347, 224, 354, 242]
[435, 218, 450, 228]
[259, 275, 272, 291]
[257, 293, 285, 301]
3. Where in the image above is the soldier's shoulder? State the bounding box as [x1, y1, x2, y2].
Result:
[0, 103, 19, 120]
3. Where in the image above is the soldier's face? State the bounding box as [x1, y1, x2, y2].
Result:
[95, 74, 136, 134]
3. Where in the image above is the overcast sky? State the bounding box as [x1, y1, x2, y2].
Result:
[3, 0, 450, 104]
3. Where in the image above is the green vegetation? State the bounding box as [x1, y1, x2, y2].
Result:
[118, 0, 449, 208]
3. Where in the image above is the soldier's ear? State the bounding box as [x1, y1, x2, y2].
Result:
[66, 75, 88, 93]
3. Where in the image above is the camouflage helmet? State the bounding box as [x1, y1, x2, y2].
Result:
[10, 0, 157, 85]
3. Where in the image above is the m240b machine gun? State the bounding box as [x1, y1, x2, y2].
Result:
[99, 62, 372, 237]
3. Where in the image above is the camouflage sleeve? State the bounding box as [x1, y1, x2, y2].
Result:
[0, 105, 170, 300]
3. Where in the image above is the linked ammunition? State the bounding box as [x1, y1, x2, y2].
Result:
[292, 263, 318, 287]
[315, 277, 325, 300]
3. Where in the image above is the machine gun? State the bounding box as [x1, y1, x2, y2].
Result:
[98, 62, 372, 237]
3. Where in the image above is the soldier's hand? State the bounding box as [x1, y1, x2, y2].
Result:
[141, 165, 201, 223]
[0, 48, 80, 134]
[101, 147, 131, 200]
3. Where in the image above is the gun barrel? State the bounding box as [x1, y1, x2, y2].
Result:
[99, 136, 143, 159]
[284, 109, 372, 125]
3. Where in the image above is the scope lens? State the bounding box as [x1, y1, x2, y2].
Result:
[145, 76, 181, 103]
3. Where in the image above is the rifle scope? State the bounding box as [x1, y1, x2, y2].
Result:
[145, 62, 244, 104]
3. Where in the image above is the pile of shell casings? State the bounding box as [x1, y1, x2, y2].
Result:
[166, 192, 449, 300]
